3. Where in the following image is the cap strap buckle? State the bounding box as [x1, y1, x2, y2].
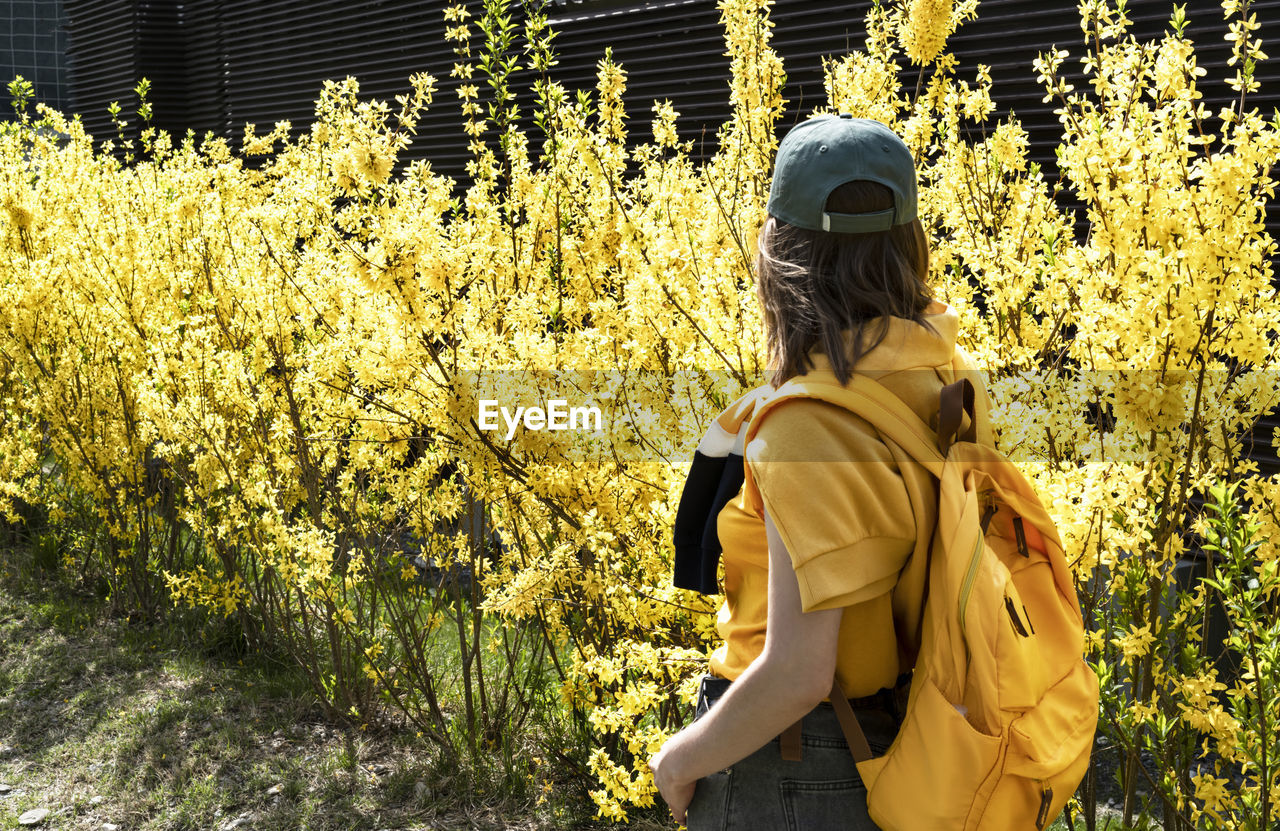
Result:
[822, 207, 897, 234]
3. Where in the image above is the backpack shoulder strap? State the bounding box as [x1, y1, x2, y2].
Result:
[746, 374, 958, 477]
[748, 374, 980, 767]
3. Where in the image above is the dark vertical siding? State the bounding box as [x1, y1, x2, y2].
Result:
[56, 0, 1280, 475]
[181, 0, 227, 140]
[544, 0, 732, 153]
[547, 0, 1280, 195]
[214, 1, 470, 172]
[136, 1, 186, 137]
[62, 1, 1280, 184]
[63, 0, 139, 142]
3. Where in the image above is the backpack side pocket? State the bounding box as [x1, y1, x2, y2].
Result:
[862, 672, 1003, 831]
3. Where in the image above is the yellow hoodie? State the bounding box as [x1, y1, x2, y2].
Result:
[709, 301, 996, 698]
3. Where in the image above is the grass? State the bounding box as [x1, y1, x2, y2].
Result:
[0, 548, 670, 830]
[1050, 808, 1142, 831]
[0, 542, 1146, 831]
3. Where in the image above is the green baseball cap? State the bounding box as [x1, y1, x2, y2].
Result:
[767, 114, 917, 233]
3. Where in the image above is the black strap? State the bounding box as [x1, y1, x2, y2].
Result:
[707, 673, 907, 764]
[780, 720, 803, 761]
[830, 677, 874, 763]
[937, 378, 977, 454]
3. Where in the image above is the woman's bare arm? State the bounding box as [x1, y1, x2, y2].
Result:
[649, 507, 844, 824]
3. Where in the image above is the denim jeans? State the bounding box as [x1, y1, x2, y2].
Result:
[685, 675, 901, 831]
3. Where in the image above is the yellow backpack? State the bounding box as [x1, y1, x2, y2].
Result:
[748, 374, 1099, 830]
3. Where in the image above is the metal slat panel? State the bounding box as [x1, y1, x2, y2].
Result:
[64, 0, 139, 144]
[211, 0, 466, 167]
[54, 0, 1280, 476]
[137, 1, 186, 136]
[54, 0, 1280, 194]
[181, 0, 228, 140]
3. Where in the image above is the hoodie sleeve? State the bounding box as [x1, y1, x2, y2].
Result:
[743, 398, 916, 613]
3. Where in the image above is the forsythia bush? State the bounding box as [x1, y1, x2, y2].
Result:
[2, 0, 1280, 825]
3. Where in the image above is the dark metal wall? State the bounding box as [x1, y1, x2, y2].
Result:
[181, 0, 226, 134]
[60, 1, 1280, 181]
[57, 0, 1280, 470]
[63, 0, 138, 137]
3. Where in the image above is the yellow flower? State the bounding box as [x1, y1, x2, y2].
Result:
[898, 0, 955, 65]
[1191, 773, 1231, 819]
[1112, 623, 1155, 661]
[651, 100, 680, 149]
[442, 4, 470, 22]
[3, 199, 33, 230]
[354, 147, 393, 184]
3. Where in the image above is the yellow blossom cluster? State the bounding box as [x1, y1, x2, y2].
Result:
[895, 0, 977, 66]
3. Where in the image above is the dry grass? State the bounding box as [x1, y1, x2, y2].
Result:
[0, 551, 1132, 831]
[0, 556, 669, 831]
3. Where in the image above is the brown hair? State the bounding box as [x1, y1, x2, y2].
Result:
[755, 180, 933, 387]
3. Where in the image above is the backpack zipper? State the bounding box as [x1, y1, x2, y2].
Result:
[1013, 515, 1030, 557]
[1036, 782, 1054, 829]
[1005, 596, 1030, 637]
[959, 532, 984, 634]
[980, 500, 997, 533]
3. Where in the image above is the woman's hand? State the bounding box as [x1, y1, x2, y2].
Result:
[649, 739, 697, 825]
[645, 507, 842, 826]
